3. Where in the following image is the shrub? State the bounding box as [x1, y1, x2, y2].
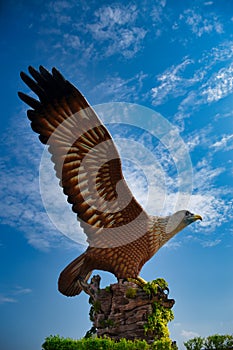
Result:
[204, 334, 233, 349]
[143, 279, 174, 341]
[42, 335, 176, 350]
[184, 334, 233, 350]
[184, 336, 204, 350]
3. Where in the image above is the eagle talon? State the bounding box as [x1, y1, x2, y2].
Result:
[127, 276, 147, 288]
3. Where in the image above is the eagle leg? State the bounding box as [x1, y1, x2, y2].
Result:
[126, 276, 147, 288]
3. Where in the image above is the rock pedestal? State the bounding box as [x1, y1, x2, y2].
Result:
[84, 275, 175, 343]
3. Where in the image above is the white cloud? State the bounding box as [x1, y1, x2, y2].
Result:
[163, 240, 182, 249]
[0, 295, 17, 304]
[180, 9, 224, 37]
[43, 0, 73, 26]
[86, 4, 147, 58]
[181, 329, 200, 339]
[201, 63, 233, 102]
[201, 239, 221, 248]
[199, 41, 233, 69]
[184, 125, 213, 152]
[13, 286, 32, 295]
[90, 71, 147, 103]
[174, 47, 233, 120]
[0, 286, 32, 304]
[151, 58, 200, 106]
[0, 114, 81, 251]
[39, 2, 146, 64]
[211, 134, 233, 151]
[150, 0, 167, 23]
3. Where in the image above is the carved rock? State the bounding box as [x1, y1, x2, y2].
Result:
[86, 275, 175, 343]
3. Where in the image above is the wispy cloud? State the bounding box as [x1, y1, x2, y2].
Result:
[86, 4, 147, 58]
[151, 58, 200, 106]
[148, 0, 168, 37]
[166, 42, 233, 120]
[13, 286, 32, 295]
[151, 50, 233, 113]
[198, 41, 233, 70]
[201, 239, 221, 248]
[90, 71, 147, 103]
[179, 8, 224, 37]
[0, 113, 81, 251]
[0, 295, 17, 304]
[150, 0, 167, 23]
[0, 286, 32, 304]
[184, 125, 213, 152]
[43, 0, 73, 26]
[181, 329, 200, 339]
[38, 2, 148, 68]
[210, 134, 233, 152]
[201, 63, 233, 102]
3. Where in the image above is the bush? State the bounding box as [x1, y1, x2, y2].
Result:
[42, 335, 175, 350]
[184, 336, 204, 350]
[204, 334, 233, 349]
[184, 334, 233, 350]
[143, 278, 174, 341]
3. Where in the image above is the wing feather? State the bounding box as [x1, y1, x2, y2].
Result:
[19, 66, 149, 247]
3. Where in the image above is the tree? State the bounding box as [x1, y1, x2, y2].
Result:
[184, 334, 233, 350]
[184, 336, 204, 350]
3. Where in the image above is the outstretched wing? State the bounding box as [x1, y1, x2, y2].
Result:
[18, 66, 149, 248]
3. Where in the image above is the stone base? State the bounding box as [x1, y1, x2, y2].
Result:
[85, 275, 175, 343]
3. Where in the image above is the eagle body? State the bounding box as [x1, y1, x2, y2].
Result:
[59, 216, 173, 296]
[19, 66, 202, 296]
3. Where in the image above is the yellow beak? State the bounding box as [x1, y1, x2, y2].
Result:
[192, 214, 202, 221]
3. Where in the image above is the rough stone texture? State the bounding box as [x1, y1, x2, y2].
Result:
[85, 275, 175, 343]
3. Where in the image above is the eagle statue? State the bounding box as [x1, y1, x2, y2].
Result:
[18, 66, 202, 297]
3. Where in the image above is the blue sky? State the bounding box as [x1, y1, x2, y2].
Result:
[0, 0, 233, 349]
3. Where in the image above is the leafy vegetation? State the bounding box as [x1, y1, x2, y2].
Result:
[42, 335, 176, 349]
[126, 287, 137, 298]
[143, 278, 174, 342]
[184, 334, 233, 349]
[143, 279, 169, 296]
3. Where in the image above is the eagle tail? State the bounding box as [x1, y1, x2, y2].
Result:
[58, 252, 92, 296]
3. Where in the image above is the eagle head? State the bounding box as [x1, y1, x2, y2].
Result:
[166, 210, 202, 235]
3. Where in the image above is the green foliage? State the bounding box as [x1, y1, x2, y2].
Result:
[184, 336, 204, 350]
[126, 287, 137, 298]
[204, 334, 233, 349]
[151, 338, 174, 350]
[42, 335, 151, 350]
[105, 286, 111, 292]
[144, 302, 174, 339]
[42, 335, 177, 349]
[143, 278, 168, 297]
[143, 278, 174, 342]
[184, 334, 233, 350]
